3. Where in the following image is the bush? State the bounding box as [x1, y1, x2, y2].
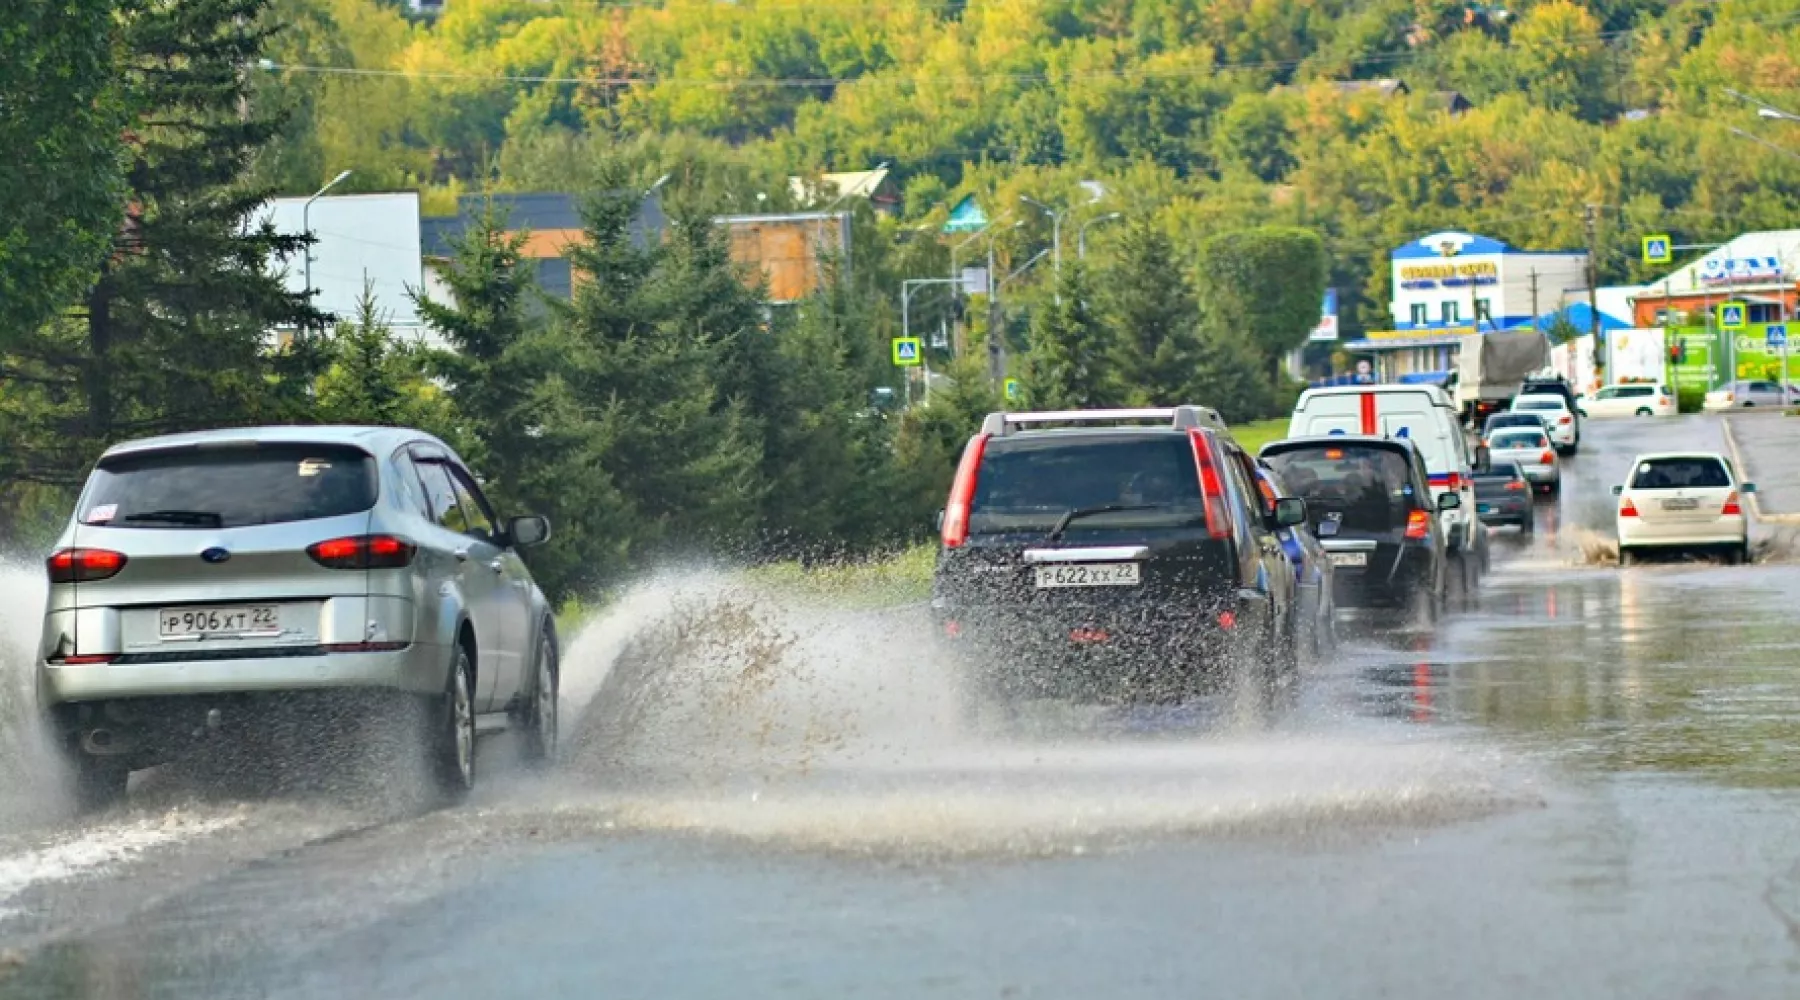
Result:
[1677, 385, 1706, 413]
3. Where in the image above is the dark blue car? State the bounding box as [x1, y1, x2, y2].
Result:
[1254, 461, 1337, 657]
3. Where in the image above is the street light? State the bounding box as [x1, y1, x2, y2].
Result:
[302, 169, 353, 303]
[1725, 88, 1800, 124]
[1729, 127, 1800, 164]
[1019, 194, 1066, 296]
[1077, 212, 1123, 260]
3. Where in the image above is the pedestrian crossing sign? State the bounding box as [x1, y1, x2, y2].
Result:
[1719, 301, 1747, 330]
[891, 337, 923, 367]
[1642, 234, 1672, 265]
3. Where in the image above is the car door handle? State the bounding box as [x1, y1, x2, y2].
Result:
[487, 559, 505, 574]
[453, 548, 470, 562]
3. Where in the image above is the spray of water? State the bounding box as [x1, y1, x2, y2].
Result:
[537, 570, 1533, 857]
[0, 561, 66, 832]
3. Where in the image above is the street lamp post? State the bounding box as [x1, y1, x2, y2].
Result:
[1077, 212, 1123, 260]
[302, 169, 353, 304]
[1020, 195, 1066, 300]
[901, 277, 963, 405]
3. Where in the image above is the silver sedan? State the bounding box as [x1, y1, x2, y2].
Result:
[1484, 427, 1560, 493]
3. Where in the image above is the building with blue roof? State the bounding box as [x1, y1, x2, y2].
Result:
[1348, 230, 1589, 381]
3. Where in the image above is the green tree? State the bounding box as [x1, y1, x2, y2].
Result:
[1106, 219, 1201, 406]
[1021, 262, 1124, 410]
[1214, 93, 1298, 183]
[0, 0, 327, 493]
[1195, 226, 1327, 378]
[316, 282, 463, 441]
[0, 0, 125, 347]
[892, 351, 1003, 529]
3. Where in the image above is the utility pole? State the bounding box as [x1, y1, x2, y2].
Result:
[1584, 204, 1603, 385]
[1529, 269, 1540, 326]
[987, 241, 1005, 386]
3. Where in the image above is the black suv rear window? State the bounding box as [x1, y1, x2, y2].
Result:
[1263, 444, 1417, 532]
[969, 436, 1205, 533]
[1629, 457, 1730, 490]
[80, 443, 377, 529]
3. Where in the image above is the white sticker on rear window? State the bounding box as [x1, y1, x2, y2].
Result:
[87, 504, 118, 523]
[298, 459, 332, 477]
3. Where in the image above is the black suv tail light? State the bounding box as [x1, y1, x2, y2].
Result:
[1186, 430, 1233, 541]
[941, 434, 990, 549]
[307, 535, 416, 570]
[47, 548, 128, 583]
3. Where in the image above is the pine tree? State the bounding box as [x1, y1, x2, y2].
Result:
[317, 282, 463, 439]
[1020, 262, 1124, 411]
[0, 0, 326, 491]
[1107, 219, 1202, 407]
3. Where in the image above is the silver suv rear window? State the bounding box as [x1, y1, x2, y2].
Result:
[79, 443, 377, 528]
[970, 436, 1205, 533]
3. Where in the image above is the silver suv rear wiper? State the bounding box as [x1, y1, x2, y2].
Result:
[1046, 503, 1165, 541]
[119, 509, 224, 527]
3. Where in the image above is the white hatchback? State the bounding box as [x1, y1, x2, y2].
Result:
[1509, 393, 1577, 454]
[1578, 383, 1676, 419]
[1614, 452, 1753, 565]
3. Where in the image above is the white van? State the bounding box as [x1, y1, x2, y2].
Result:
[1288, 385, 1485, 562]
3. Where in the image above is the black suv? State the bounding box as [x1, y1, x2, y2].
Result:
[931, 406, 1305, 703]
[1259, 435, 1455, 628]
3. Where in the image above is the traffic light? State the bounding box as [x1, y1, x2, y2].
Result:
[1669, 343, 1686, 365]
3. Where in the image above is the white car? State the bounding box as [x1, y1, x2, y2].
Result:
[1484, 426, 1559, 492]
[1703, 380, 1799, 410]
[1614, 452, 1753, 566]
[1578, 383, 1677, 419]
[1509, 393, 1577, 455]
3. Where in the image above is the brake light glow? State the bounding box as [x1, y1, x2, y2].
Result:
[1619, 497, 1639, 518]
[1187, 430, 1232, 540]
[940, 434, 989, 549]
[943, 619, 962, 639]
[1405, 509, 1431, 540]
[1559, 415, 1573, 425]
[1540, 450, 1555, 465]
[46, 548, 127, 584]
[1504, 480, 1525, 491]
[1722, 492, 1742, 516]
[1217, 610, 1237, 630]
[306, 535, 416, 570]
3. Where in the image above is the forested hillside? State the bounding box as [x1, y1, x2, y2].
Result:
[258, 0, 1800, 334]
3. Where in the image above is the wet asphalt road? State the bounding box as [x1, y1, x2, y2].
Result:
[5, 413, 1800, 999]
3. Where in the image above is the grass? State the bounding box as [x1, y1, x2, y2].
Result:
[741, 544, 935, 609]
[1230, 417, 1290, 454]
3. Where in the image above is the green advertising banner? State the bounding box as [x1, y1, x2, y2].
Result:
[1668, 324, 1797, 390]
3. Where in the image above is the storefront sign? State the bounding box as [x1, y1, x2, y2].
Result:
[1399, 261, 1498, 281]
[1699, 256, 1784, 285]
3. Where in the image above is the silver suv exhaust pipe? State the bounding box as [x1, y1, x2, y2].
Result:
[81, 728, 135, 757]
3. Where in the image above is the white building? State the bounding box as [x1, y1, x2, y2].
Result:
[1347, 231, 1588, 380]
[256, 191, 447, 349]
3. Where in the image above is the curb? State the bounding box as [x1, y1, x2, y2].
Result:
[1721, 416, 1800, 525]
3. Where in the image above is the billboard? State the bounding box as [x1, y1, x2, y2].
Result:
[256, 192, 426, 333]
[1310, 289, 1339, 341]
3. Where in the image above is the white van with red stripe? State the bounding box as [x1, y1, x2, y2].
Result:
[1287, 385, 1483, 560]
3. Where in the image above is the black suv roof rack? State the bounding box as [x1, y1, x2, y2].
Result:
[980, 406, 1230, 437]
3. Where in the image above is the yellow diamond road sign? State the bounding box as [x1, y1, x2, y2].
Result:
[1642, 234, 1672, 265]
[891, 337, 922, 367]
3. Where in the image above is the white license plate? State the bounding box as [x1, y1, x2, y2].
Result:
[1661, 498, 1699, 511]
[1329, 552, 1369, 567]
[159, 605, 280, 639]
[1033, 563, 1141, 588]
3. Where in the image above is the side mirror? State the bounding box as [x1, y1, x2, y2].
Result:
[1437, 491, 1462, 511]
[506, 514, 551, 548]
[1611, 485, 1623, 496]
[1274, 496, 1307, 527]
[1742, 482, 1757, 494]
[934, 508, 945, 531]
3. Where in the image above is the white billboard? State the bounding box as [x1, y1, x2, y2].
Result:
[255, 192, 426, 336]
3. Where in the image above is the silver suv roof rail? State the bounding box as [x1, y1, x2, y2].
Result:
[980, 405, 1229, 437]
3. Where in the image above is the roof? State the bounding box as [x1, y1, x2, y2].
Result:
[1392, 230, 1584, 260]
[102, 425, 447, 459]
[1297, 384, 1455, 405]
[1515, 302, 1633, 334]
[1627, 451, 1730, 462]
[1262, 433, 1423, 453]
[1332, 79, 1409, 98]
[787, 167, 892, 204]
[420, 192, 667, 258]
[1652, 229, 1800, 291]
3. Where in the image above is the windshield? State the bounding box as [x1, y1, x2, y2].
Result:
[1629, 457, 1732, 490]
[79, 443, 378, 529]
[1491, 431, 1548, 450]
[1263, 444, 1417, 533]
[1514, 397, 1564, 411]
[969, 436, 1205, 533]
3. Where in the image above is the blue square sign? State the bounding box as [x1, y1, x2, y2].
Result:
[1768, 324, 1788, 349]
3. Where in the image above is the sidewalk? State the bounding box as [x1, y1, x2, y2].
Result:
[1721, 412, 1800, 522]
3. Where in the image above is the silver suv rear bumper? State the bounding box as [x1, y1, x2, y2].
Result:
[39, 643, 448, 708]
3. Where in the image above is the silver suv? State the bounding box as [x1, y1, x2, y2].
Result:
[36, 426, 559, 810]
